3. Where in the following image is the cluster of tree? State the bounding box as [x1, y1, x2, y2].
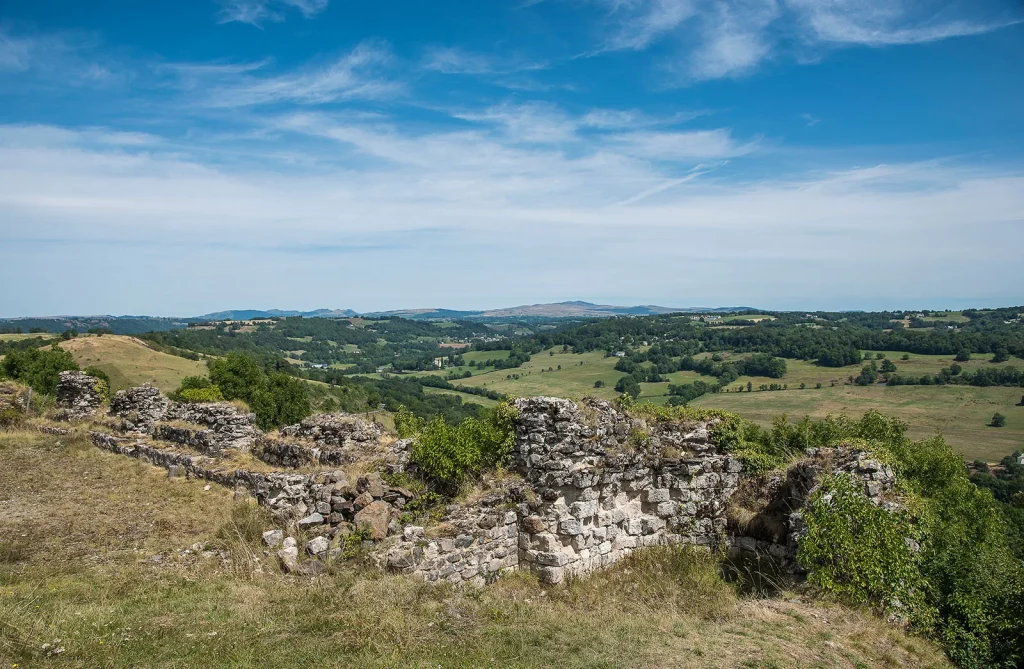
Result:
[886, 364, 1024, 388]
[666, 379, 715, 405]
[202, 353, 312, 430]
[0, 344, 80, 394]
[525, 308, 1024, 364]
[146, 316, 493, 375]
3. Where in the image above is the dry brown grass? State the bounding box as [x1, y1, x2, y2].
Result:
[58, 335, 208, 392]
[0, 424, 952, 668]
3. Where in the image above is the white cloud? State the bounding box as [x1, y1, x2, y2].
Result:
[422, 46, 548, 75]
[2, 121, 1021, 315]
[194, 41, 399, 107]
[217, 0, 330, 26]
[591, 0, 1022, 81]
[0, 30, 33, 71]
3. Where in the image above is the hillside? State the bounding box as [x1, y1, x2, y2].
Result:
[59, 335, 207, 392]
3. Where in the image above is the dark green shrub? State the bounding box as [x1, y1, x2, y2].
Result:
[991, 413, 1006, 428]
[208, 353, 310, 429]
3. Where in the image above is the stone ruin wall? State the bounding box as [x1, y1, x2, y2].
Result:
[60, 374, 897, 586]
[381, 396, 743, 585]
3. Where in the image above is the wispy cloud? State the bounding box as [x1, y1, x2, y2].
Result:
[216, 0, 330, 26]
[190, 41, 399, 107]
[3, 121, 1022, 314]
[590, 0, 1023, 81]
[422, 46, 548, 75]
[0, 30, 33, 71]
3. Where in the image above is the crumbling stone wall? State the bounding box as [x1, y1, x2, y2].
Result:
[380, 397, 742, 585]
[109, 385, 169, 433]
[84, 381, 907, 588]
[55, 371, 103, 420]
[106, 382, 255, 451]
[509, 397, 741, 584]
[728, 447, 898, 572]
[164, 403, 257, 451]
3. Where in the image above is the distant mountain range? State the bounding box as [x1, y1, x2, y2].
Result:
[1, 302, 756, 335]
[196, 302, 755, 321]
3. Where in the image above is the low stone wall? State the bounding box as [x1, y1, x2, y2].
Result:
[164, 402, 258, 451]
[253, 433, 412, 471]
[153, 424, 223, 456]
[90, 432, 414, 538]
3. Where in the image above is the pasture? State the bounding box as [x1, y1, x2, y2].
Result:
[451, 349, 623, 400]
[59, 335, 208, 392]
[693, 385, 1024, 463]
[0, 333, 55, 342]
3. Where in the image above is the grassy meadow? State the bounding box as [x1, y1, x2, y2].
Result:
[0, 427, 950, 668]
[0, 333, 56, 342]
[59, 335, 208, 392]
[694, 385, 1024, 462]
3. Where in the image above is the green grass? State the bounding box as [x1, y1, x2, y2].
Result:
[0, 428, 951, 668]
[0, 333, 56, 342]
[449, 349, 623, 400]
[692, 385, 1024, 462]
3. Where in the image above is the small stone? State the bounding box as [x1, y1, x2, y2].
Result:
[298, 512, 325, 529]
[282, 536, 297, 549]
[305, 536, 329, 556]
[277, 546, 299, 573]
[353, 491, 374, 510]
[522, 515, 546, 534]
[262, 529, 284, 548]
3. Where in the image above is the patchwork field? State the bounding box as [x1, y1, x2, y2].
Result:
[59, 335, 208, 392]
[448, 348, 1022, 463]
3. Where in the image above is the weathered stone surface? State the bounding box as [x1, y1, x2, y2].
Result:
[354, 501, 392, 540]
[305, 536, 329, 556]
[262, 529, 284, 548]
[297, 512, 325, 529]
[55, 371, 102, 420]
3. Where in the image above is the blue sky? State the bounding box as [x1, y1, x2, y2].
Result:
[1, 0, 1022, 316]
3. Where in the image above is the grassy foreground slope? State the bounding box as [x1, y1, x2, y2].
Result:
[0, 428, 949, 668]
[59, 335, 207, 392]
